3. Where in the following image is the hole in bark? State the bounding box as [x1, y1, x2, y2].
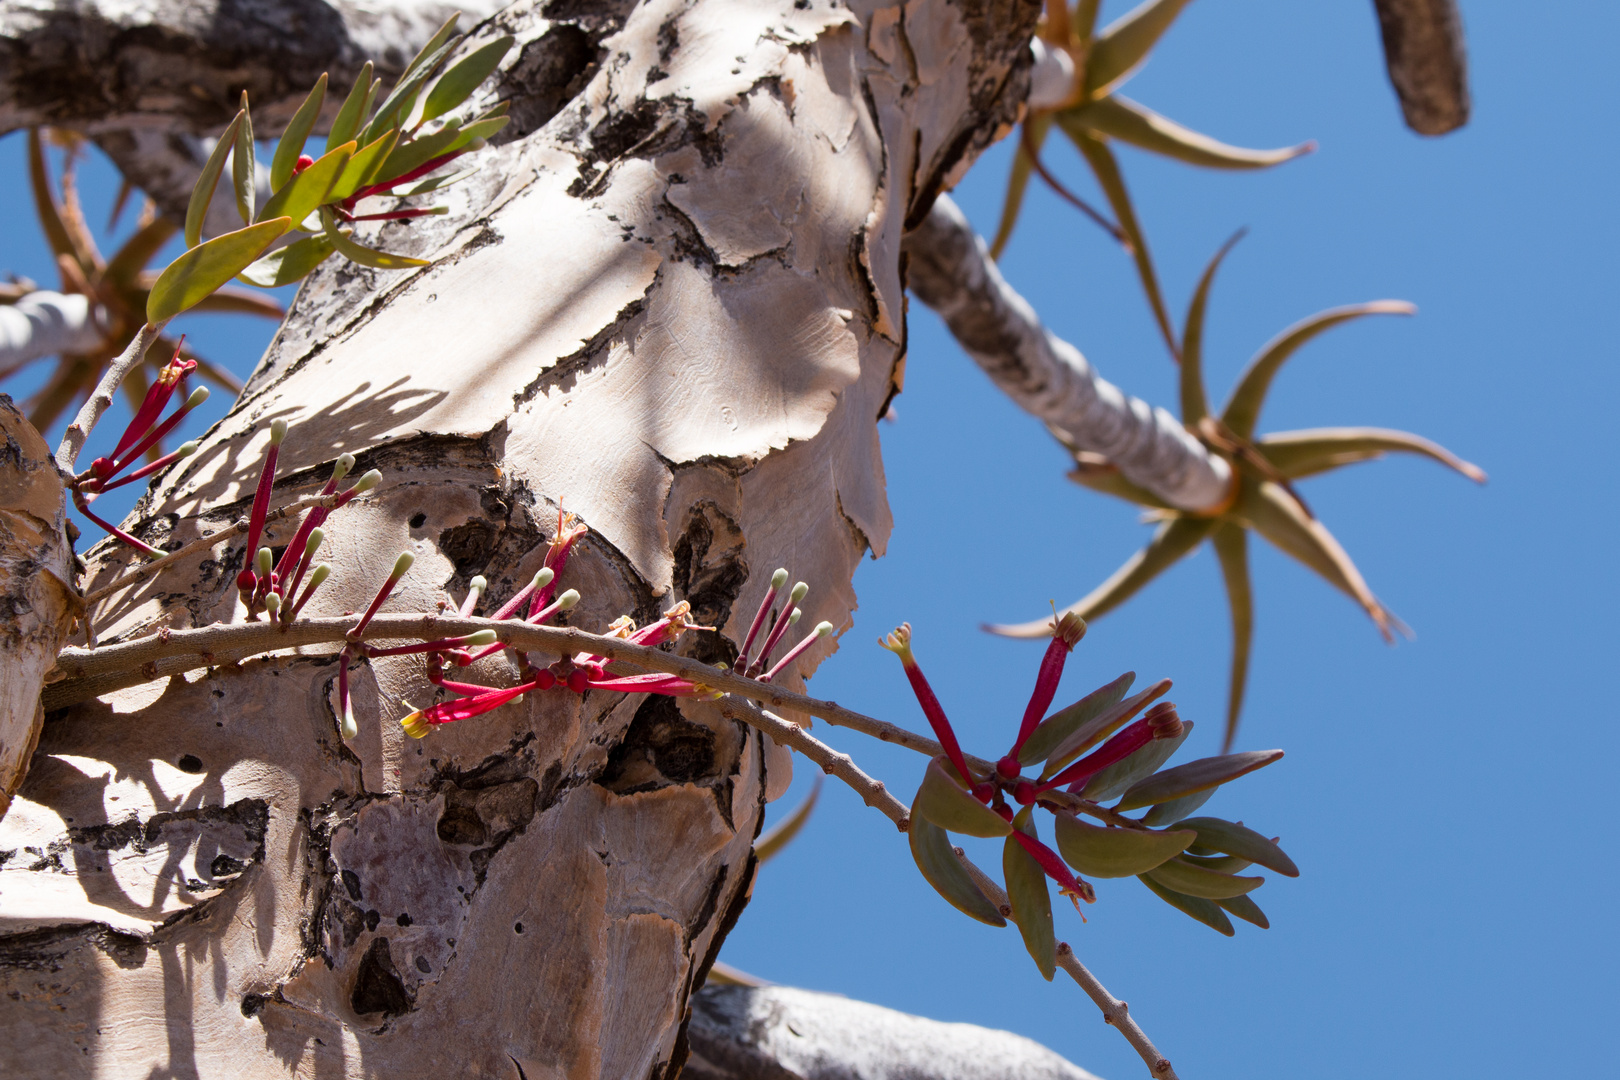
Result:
[514, 922, 524, 934]
[438, 520, 498, 579]
[397, 913, 412, 926]
[176, 754, 203, 773]
[241, 992, 267, 1017]
[599, 695, 718, 793]
[414, 955, 431, 974]
[351, 937, 412, 1018]
[409, 512, 427, 528]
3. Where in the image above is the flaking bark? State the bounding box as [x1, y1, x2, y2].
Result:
[0, 1, 1038, 1076]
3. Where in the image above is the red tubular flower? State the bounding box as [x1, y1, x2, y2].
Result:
[527, 512, 589, 618]
[109, 383, 206, 476]
[584, 673, 716, 698]
[349, 552, 414, 637]
[740, 568, 787, 667]
[1012, 829, 1096, 905]
[73, 491, 162, 555]
[239, 419, 288, 596]
[880, 624, 976, 787]
[365, 629, 498, 658]
[400, 677, 540, 739]
[749, 580, 808, 676]
[94, 440, 197, 493]
[1038, 702, 1184, 794]
[492, 567, 554, 621]
[110, 343, 193, 463]
[761, 620, 834, 683]
[1011, 612, 1086, 756]
[272, 455, 353, 590]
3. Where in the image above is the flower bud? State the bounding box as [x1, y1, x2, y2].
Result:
[185, 386, 210, 408]
[305, 527, 324, 556]
[533, 567, 555, 588]
[353, 469, 382, 493]
[788, 607, 802, 625]
[469, 574, 487, 594]
[175, 440, 198, 459]
[308, 563, 332, 589]
[257, 547, 274, 576]
[770, 568, 789, 589]
[269, 419, 288, 445]
[332, 453, 355, 482]
[390, 551, 415, 579]
[556, 589, 580, 610]
[465, 629, 498, 647]
[789, 581, 809, 604]
[262, 593, 281, 615]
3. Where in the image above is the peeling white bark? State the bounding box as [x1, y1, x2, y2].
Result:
[906, 194, 1231, 512]
[0, 291, 103, 376]
[0, 0, 1039, 1075]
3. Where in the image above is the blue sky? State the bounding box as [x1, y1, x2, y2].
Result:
[2, 2, 1614, 1077]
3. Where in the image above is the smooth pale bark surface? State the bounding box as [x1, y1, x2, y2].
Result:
[0, 0, 1037, 1076]
[685, 984, 1104, 1080]
[0, 398, 75, 820]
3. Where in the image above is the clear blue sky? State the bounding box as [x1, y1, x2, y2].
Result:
[2, 2, 1613, 1077]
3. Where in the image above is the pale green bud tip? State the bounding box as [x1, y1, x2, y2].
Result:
[185, 386, 210, 407]
[176, 441, 198, 458]
[332, 453, 355, 481]
[557, 589, 581, 610]
[354, 469, 382, 492]
[533, 567, 555, 588]
[788, 607, 802, 625]
[270, 419, 288, 445]
[306, 527, 325, 554]
[469, 575, 487, 593]
[341, 711, 358, 740]
[257, 547, 273, 574]
[814, 621, 834, 638]
[309, 563, 332, 586]
[770, 568, 789, 589]
[263, 593, 281, 613]
[789, 581, 809, 603]
[391, 551, 416, 578]
[465, 629, 498, 646]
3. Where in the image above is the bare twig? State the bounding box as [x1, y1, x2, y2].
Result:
[55, 319, 167, 471]
[718, 696, 909, 830]
[1055, 943, 1180, 1080]
[84, 491, 347, 605]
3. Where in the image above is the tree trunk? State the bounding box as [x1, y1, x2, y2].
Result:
[0, 0, 1036, 1075]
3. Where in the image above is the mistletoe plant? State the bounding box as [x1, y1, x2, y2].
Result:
[991, 235, 1485, 749]
[993, 0, 1313, 360]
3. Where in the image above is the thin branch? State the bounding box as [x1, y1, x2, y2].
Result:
[1055, 943, 1181, 1080]
[904, 196, 1232, 512]
[54, 319, 167, 471]
[718, 696, 909, 830]
[83, 491, 347, 605]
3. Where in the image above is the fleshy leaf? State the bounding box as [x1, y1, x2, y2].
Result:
[327, 62, 376, 150]
[755, 777, 821, 863]
[1234, 479, 1392, 637]
[236, 234, 337, 288]
[1083, 0, 1196, 96]
[914, 757, 1010, 838]
[148, 218, 291, 322]
[330, 131, 401, 202]
[1076, 96, 1313, 170]
[420, 36, 514, 124]
[183, 112, 244, 249]
[375, 123, 464, 188]
[1212, 523, 1252, 753]
[1078, 720, 1192, 802]
[271, 73, 328, 191]
[1138, 873, 1234, 935]
[363, 30, 462, 145]
[320, 209, 430, 269]
[1221, 301, 1415, 439]
[1257, 426, 1486, 483]
[1054, 813, 1192, 878]
[990, 115, 1052, 259]
[1060, 123, 1178, 360]
[392, 167, 477, 197]
[907, 814, 1007, 927]
[1176, 816, 1298, 877]
[1216, 893, 1270, 928]
[1181, 230, 1245, 425]
[1115, 750, 1283, 812]
[1139, 788, 1215, 826]
[1003, 809, 1056, 980]
[232, 91, 256, 225]
[1018, 671, 1134, 767]
[989, 515, 1215, 639]
[1143, 855, 1263, 899]
[257, 142, 354, 227]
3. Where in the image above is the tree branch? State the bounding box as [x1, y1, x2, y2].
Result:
[717, 696, 910, 830]
[0, 290, 103, 376]
[0, 0, 505, 135]
[1055, 943, 1180, 1080]
[905, 195, 1231, 512]
[1371, 0, 1470, 136]
[53, 318, 164, 471]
